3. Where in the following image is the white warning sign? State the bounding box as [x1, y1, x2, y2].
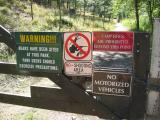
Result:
[64, 62, 92, 76]
[64, 32, 92, 61]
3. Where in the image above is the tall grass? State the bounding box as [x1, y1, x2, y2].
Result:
[122, 16, 151, 32]
[0, 0, 114, 32]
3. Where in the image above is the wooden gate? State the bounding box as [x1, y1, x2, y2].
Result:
[0, 26, 150, 120]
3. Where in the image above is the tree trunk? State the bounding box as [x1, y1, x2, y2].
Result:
[74, 0, 77, 10]
[147, 0, 153, 32]
[48, 0, 51, 7]
[134, 0, 139, 31]
[67, 0, 69, 9]
[31, 0, 33, 20]
[59, 0, 62, 31]
[83, 0, 86, 23]
[57, 0, 59, 7]
[103, 6, 106, 29]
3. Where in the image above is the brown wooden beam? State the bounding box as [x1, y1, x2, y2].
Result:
[0, 91, 94, 115]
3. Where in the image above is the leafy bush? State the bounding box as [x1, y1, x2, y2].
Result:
[0, 13, 10, 25]
[49, 18, 73, 28]
[122, 18, 136, 30]
[122, 16, 151, 32]
[0, 0, 5, 6]
[0, 7, 10, 14]
[139, 16, 151, 32]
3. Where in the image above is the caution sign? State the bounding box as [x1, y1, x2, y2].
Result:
[92, 71, 132, 97]
[93, 32, 134, 52]
[64, 32, 92, 61]
[64, 62, 92, 76]
[16, 32, 62, 73]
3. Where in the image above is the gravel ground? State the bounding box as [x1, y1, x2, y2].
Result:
[0, 103, 104, 120]
[0, 74, 105, 120]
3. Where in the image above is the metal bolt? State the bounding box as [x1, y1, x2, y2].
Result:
[145, 35, 149, 38]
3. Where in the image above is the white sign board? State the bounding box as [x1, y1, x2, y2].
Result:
[150, 19, 160, 78]
[64, 62, 92, 76]
[64, 32, 92, 61]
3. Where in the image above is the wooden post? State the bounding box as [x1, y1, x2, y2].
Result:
[83, 0, 86, 24]
[31, 0, 34, 20]
[147, 18, 160, 116]
[59, 0, 62, 31]
[134, 0, 139, 31]
[150, 19, 160, 79]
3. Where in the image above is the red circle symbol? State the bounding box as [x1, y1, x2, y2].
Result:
[65, 32, 91, 60]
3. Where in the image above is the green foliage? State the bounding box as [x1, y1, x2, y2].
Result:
[139, 16, 151, 32]
[15, 111, 34, 120]
[0, 6, 10, 14]
[122, 16, 151, 32]
[0, 0, 6, 6]
[122, 18, 136, 30]
[1, 0, 158, 32]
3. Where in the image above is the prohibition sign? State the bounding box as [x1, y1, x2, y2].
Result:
[65, 32, 91, 60]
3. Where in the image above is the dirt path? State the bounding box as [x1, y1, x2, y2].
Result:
[114, 23, 129, 31]
[0, 103, 103, 120]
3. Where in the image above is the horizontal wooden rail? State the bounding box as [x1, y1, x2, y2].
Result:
[0, 91, 94, 115]
[0, 62, 121, 120]
[0, 62, 51, 77]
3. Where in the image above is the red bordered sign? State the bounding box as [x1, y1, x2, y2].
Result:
[93, 32, 134, 52]
[64, 32, 92, 61]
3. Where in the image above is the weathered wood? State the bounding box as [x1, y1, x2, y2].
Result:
[150, 19, 160, 79]
[31, 86, 75, 102]
[48, 74, 121, 119]
[0, 92, 94, 115]
[134, 32, 150, 81]
[129, 32, 150, 119]
[0, 62, 121, 119]
[129, 81, 146, 119]
[0, 25, 16, 51]
[0, 30, 150, 120]
[0, 62, 51, 77]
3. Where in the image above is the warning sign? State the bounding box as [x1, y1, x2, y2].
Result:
[64, 32, 92, 61]
[92, 71, 132, 97]
[16, 32, 62, 73]
[64, 62, 92, 76]
[93, 32, 134, 52]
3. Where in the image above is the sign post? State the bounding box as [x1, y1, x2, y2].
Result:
[150, 19, 160, 79]
[147, 18, 160, 116]
[16, 32, 62, 73]
[64, 32, 92, 76]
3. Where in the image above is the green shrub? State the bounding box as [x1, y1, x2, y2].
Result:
[0, 13, 10, 25]
[122, 16, 151, 32]
[0, 7, 10, 14]
[139, 16, 151, 32]
[0, 0, 5, 6]
[122, 18, 136, 30]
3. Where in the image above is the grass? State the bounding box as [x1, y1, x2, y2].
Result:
[0, 0, 115, 62]
[15, 110, 35, 120]
[122, 16, 152, 32]
[0, 0, 114, 32]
